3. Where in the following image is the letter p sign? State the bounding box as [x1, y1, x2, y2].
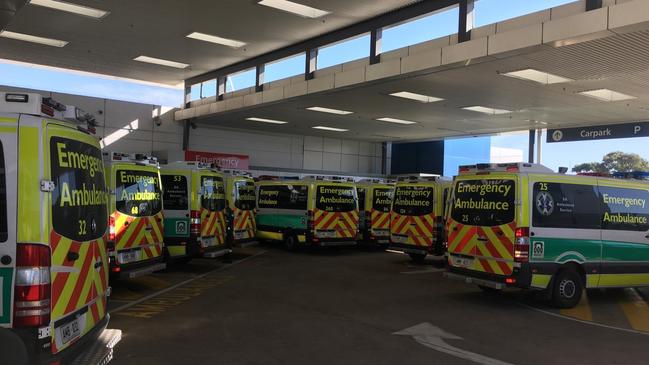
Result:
[634, 125, 642, 135]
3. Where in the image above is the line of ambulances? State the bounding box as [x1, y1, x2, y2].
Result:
[0, 92, 259, 364]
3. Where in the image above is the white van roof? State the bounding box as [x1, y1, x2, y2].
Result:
[459, 163, 555, 175]
[0, 92, 96, 129]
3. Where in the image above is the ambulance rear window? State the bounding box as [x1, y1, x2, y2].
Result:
[161, 174, 188, 210]
[50, 137, 108, 241]
[0, 141, 6, 242]
[201, 176, 225, 212]
[235, 181, 256, 210]
[116, 170, 162, 217]
[373, 188, 393, 213]
[393, 186, 434, 216]
[451, 179, 515, 226]
[357, 188, 366, 212]
[315, 185, 356, 212]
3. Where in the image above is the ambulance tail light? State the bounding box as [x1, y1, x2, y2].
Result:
[190, 210, 201, 236]
[307, 210, 315, 230]
[514, 227, 530, 263]
[14, 244, 51, 327]
[109, 216, 116, 242]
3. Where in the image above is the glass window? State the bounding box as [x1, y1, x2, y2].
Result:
[393, 185, 435, 216]
[161, 174, 188, 210]
[190, 84, 201, 101]
[235, 181, 256, 210]
[382, 7, 458, 53]
[600, 186, 649, 232]
[201, 79, 217, 98]
[115, 170, 162, 217]
[258, 185, 308, 210]
[226, 69, 255, 92]
[317, 34, 370, 70]
[452, 179, 515, 226]
[201, 176, 226, 212]
[265, 53, 306, 83]
[532, 182, 601, 229]
[50, 137, 108, 241]
[357, 188, 367, 212]
[0, 141, 6, 242]
[315, 185, 356, 212]
[475, 0, 575, 27]
[373, 188, 394, 213]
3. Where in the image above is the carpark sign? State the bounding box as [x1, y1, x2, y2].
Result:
[547, 121, 649, 143]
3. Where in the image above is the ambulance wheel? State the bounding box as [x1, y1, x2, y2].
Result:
[409, 253, 426, 263]
[551, 268, 583, 309]
[284, 234, 298, 251]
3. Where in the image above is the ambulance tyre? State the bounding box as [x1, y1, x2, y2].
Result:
[408, 253, 426, 263]
[0, 329, 28, 365]
[284, 233, 298, 251]
[551, 267, 583, 309]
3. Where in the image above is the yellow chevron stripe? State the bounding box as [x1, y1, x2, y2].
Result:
[52, 240, 91, 317]
[481, 227, 512, 260]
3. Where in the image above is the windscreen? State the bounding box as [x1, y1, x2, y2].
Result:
[392, 185, 434, 216]
[201, 175, 226, 212]
[161, 174, 188, 210]
[373, 188, 393, 213]
[451, 179, 515, 226]
[257, 185, 308, 210]
[50, 136, 108, 241]
[235, 180, 256, 210]
[116, 169, 162, 217]
[315, 185, 356, 212]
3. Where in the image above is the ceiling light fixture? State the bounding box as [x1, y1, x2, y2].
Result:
[186, 32, 247, 48]
[306, 106, 353, 115]
[313, 126, 348, 132]
[258, 0, 330, 18]
[462, 106, 511, 115]
[134, 55, 189, 69]
[29, 0, 109, 18]
[0, 30, 68, 47]
[389, 91, 444, 103]
[502, 68, 572, 84]
[246, 117, 288, 124]
[376, 117, 417, 125]
[578, 89, 636, 102]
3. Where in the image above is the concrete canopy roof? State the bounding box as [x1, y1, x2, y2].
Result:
[0, 0, 417, 86]
[182, 0, 649, 142]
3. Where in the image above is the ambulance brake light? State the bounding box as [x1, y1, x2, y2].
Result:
[190, 210, 201, 236]
[505, 277, 516, 285]
[514, 227, 530, 263]
[14, 244, 51, 327]
[109, 216, 116, 242]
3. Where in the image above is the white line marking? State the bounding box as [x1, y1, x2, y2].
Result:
[400, 267, 446, 275]
[518, 302, 649, 336]
[394, 322, 514, 365]
[110, 251, 267, 314]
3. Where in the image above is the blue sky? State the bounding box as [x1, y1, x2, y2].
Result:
[1, 0, 647, 172]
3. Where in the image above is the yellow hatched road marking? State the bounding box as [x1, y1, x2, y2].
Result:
[618, 288, 649, 332]
[560, 291, 593, 321]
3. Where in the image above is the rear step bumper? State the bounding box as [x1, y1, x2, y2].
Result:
[443, 272, 506, 290]
[203, 248, 232, 258]
[69, 328, 122, 365]
[120, 262, 167, 279]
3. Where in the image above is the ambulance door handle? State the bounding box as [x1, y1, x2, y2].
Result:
[645, 234, 649, 239]
[94, 261, 102, 269]
[185, 214, 190, 217]
[67, 252, 80, 261]
[477, 237, 488, 242]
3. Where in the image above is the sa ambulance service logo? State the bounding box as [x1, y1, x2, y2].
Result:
[535, 191, 555, 216]
[176, 221, 187, 234]
[532, 241, 545, 258]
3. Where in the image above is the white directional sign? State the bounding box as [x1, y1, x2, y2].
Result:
[394, 322, 514, 365]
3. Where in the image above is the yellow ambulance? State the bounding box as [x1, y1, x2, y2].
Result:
[356, 180, 394, 247]
[390, 176, 451, 262]
[223, 170, 257, 246]
[256, 176, 359, 249]
[104, 152, 166, 278]
[160, 162, 231, 260]
[445, 163, 649, 308]
[0, 92, 118, 363]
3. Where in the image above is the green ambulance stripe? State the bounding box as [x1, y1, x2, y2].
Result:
[0, 268, 12, 324]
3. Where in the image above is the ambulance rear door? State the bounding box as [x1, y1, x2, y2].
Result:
[0, 114, 17, 327]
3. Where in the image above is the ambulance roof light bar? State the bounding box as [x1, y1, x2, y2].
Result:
[458, 162, 554, 174]
[107, 152, 159, 166]
[2, 92, 97, 131]
[303, 175, 354, 182]
[222, 169, 252, 177]
[396, 175, 441, 182]
[357, 178, 387, 184]
[612, 171, 649, 180]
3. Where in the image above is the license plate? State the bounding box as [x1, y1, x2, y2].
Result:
[58, 317, 82, 345]
[119, 249, 140, 264]
[317, 231, 336, 238]
[452, 256, 473, 268]
[372, 229, 389, 237]
[202, 236, 216, 247]
[235, 231, 247, 240]
[392, 235, 409, 243]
